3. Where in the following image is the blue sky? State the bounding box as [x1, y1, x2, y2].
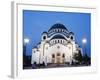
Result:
[23, 10, 91, 57]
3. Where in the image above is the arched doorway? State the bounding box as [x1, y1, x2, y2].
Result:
[52, 54, 55, 63]
[56, 53, 61, 63]
[52, 53, 65, 64]
[62, 53, 65, 63]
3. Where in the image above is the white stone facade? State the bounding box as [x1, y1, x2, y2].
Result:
[31, 23, 82, 65]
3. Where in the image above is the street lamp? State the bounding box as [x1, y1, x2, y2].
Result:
[82, 38, 87, 54]
[24, 38, 30, 55]
[23, 38, 30, 67]
[24, 38, 30, 44]
[82, 38, 87, 44]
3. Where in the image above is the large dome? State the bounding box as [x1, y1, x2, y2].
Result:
[48, 23, 68, 31]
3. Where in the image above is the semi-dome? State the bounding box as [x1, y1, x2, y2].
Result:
[51, 35, 66, 40]
[48, 23, 68, 32]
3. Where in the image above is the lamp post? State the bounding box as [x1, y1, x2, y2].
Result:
[24, 38, 30, 44]
[23, 38, 30, 67]
[24, 38, 30, 55]
[82, 38, 87, 55]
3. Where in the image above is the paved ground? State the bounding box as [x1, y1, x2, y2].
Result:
[24, 63, 90, 69]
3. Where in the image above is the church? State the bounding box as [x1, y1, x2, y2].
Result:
[31, 23, 83, 66]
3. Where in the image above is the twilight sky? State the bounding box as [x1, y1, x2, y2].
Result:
[23, 10, 91, 57]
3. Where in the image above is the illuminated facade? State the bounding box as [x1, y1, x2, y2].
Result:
[31, 23, 82, 65]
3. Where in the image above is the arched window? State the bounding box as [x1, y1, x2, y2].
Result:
[59, 29, 60, 32]
[43, 36, 46, 40]
[34, 62, 37, 65]
[58, 29, 59, 32]
[52, 54, 55, 58]
[57, 53, 60, 56]
[71, 36, 73, 40]
[63, 40, 64, 44]
[53, 40, 55, 43]
[62, 54, 65, 58]
[54, 29, 56, 32]
[54, 40, 56, 43]
[56, 29, 58, 32]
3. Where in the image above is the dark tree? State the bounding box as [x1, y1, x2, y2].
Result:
[73, 50, 82, 64]
[82, 53, 91, 65]
[23, 45, 26, 68]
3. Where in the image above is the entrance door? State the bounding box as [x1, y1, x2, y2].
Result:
[62, 53, 65, 63]
[52, 54, 55, 63]
[56, 53, 61, 63]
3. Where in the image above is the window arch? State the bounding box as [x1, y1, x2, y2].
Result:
[58, 40, 59, 43]
[62, 29, 64, 32]
[57, 53, 60, 56]
[53, 40, 55, 43]
[63, 40, 64, 44]
[52, 54, 55, 58]
[55, 40, 56, 43]
[43, 36, 46, 40]
[61, 40, 62, 43]
[62, 54, 65, 58]
[71, 36, 73, 40]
